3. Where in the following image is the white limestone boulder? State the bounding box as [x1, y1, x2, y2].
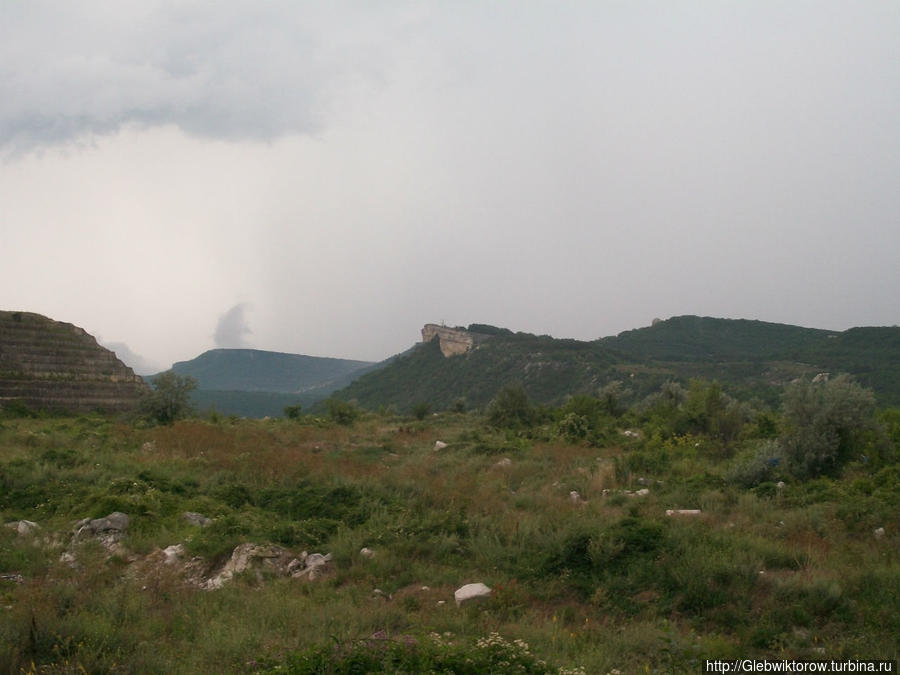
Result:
[454, 582, 491, 607]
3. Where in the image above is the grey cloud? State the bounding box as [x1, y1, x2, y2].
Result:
[214, 304, 252, 349]
[0, 2, 377, 152]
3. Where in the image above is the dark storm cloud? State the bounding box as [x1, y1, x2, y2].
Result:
[214, 304, 252, 349]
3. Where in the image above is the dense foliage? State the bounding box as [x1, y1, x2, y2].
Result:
[139, 372, 197, 425]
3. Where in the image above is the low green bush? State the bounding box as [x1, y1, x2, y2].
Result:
[256, 631, 584, 674]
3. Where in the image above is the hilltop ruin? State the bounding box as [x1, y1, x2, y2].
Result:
[421, 324, 492, 357]
[0, 311, 149, 414]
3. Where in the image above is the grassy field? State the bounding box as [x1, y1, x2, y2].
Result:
[0, 396, 898, 673]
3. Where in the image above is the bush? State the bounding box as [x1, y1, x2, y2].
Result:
[259, 631, 580, 674]
[139, 373, 196, 425]
[557, 412, 589, 442]
[779, 375, 875, 479]
[410, 401, 431, 420]
[486, 384, 535, 429]
[283, 403, 303, 419]
[727, 440, 781, 487]
[326, 399, 360, 426]
[0, 399, 39, 418]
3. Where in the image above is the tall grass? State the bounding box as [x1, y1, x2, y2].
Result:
[0, 411, 897, 672]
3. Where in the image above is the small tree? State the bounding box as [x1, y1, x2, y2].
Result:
[411, 401, 432, 420]
[140, 373, 197, 425]
[598, 381, 629, 417]
[326, 398, 360, 426]
[486, 384, 535, 429]
[284, 403, 303, 420]
[780, 374, 875, 478]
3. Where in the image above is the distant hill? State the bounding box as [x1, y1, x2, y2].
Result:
[328, 317, 900, 412]
[328, 327, 620, 412]
[598, 315, 835, 362]
[169, 349, 373, 392]
[154, 348, 377, 417]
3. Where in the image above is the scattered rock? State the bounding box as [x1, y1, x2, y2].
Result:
[5, 520, 39, 536]
[434, 441, 448, 451]
[666, 509, 702, 517]
[162, 544, 185, 565]
[290, 552, 333, 581]
[455, 582, 491, 607]
[372, 588, 390, 599]
[0, 573, 25, 585]
[183, 512, 212, 528]
[621, 429, 641, 439]
[495, 457, 512, 468]
[68, 511, 130, 557]
[629, 489, 650, 497]
[874, 527, 885, 539]
[141, 441, 156, 452]
[436, 600, 446, 606]
[776, 481, 786, 490]
[360, 547, 375, 559]
[204, 543, 295, 590]
[88, 512, 130, 533]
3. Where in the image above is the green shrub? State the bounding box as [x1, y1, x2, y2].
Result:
[139, 373, 197, 425]
[0, 399, 39, 418]
[259, 631, 580, 674]
[486, 385, 535, 429]
[410, 401, 431, 420]
[557, 412, 589, 442]
[727, 440, 781, 487]
[780, 375, 875, 478]
[326, 399, 360, 426]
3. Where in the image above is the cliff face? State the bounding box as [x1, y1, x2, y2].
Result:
[421, 324, 491, 357]
[0, 311, 149, 413]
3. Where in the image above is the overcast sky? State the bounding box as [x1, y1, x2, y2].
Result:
[1, 1, 898, 374]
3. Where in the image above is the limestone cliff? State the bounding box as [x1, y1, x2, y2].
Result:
[0, 311, 149, 413]
[421, 324, 491, 357]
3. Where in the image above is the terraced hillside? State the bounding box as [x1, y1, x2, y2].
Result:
[0, 311, 148, 413]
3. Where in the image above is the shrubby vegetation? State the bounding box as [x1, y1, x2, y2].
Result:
[780, 375, 878, 478]
[283, 403, 303, 419]
[0, 372, 897, 672]
[139, 372, 197, 425]
[325, 398, 360, 426]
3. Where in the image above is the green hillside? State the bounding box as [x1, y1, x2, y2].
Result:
[156, 349, 377, 418]
[602, 317, 900, 403]
[599, 315, 835, 361]
[330, 317, 900, 412]
[329, 330, 619, 413]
